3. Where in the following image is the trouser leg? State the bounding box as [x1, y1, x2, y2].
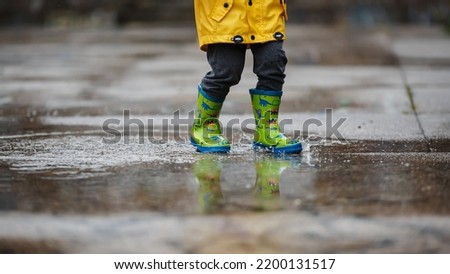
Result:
[251, 41, 287, 91]
[200, 43, 247, 100]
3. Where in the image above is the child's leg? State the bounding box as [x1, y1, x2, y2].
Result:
[201, 43, 247, 100]
[191, 44, 246, 153]
[248, 41, 302, 154]
[251, 41, 287, 91]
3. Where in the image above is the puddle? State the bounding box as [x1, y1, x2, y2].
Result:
[1, 135, 449, 217]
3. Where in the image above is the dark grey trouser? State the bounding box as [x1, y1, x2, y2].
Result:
[200, 41, 287, 100]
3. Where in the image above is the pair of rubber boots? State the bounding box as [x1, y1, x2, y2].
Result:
[190, 86, 302, 154]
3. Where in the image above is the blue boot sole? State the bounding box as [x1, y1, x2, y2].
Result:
[190, 137, 230, 153]
[253, 142, 302, 154]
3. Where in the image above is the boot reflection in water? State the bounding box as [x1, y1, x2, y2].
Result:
[253, 158, 292, 210]
[193, 158, 223, 213]
[193, 156, 299, 213]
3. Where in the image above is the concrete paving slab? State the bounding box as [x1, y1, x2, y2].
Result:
[0, 80, 91, 95]
[0, 211, 449, 253]
[411, 86, 450, 114]
[284, 111, 424, 142]
[284, 66, 405, 88]
[403, 66, 450, 87]
[284, 25, 396, 66]
[418, 114, 450, 151]
[95, 57, 208, 102]
[393, 38, 450, 65]
[0, 64, 97, 80]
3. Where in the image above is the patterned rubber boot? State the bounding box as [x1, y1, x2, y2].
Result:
[190, 86, 230, 153]
[250, 89, 302, 154]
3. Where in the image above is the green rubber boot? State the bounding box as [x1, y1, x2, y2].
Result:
[193, 158, 223, 213]
[250, 89, 302, 154]
[190, 86, 230, 153]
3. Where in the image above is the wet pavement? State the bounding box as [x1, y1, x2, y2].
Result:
[0, 25, 450, 253]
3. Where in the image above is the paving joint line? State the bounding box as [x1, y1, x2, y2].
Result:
[399, 67, 433, 152]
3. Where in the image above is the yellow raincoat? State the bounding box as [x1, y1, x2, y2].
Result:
[194, 0, 288, 51]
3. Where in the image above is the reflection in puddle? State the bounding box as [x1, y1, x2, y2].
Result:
[193, 155, 302, 213]
[193, 158, 223, 214]
[253, 157, 299, 211]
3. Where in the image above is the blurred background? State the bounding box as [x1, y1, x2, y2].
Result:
[0, 0, 449, 29]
